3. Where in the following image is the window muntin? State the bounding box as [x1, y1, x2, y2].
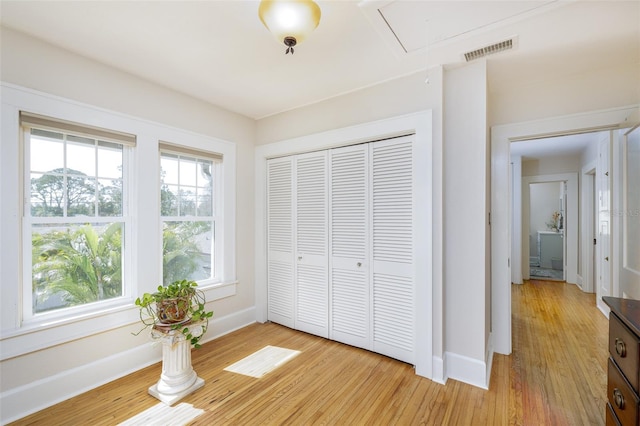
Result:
[24, 125, 130, 318]
[160, 151, 219, 287]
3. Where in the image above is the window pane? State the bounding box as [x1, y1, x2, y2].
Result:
[161, 184, 179, 216]
[30, 131, 64, 173]
[179, 157, 197, 186]
[162, 221, 212, 286]
[98, 179, 122, 216]
[97, 141, 123, 179]
[32, 222, 124, 314]
[67, 136, 96, 176]
[179, 189, 196, 216]
[197, 160, 213, 187]
[67, 176, 96, 216]
[197, 192, 212, 216]
[161, 154, 179, 185]
[30, 172, 65, 217]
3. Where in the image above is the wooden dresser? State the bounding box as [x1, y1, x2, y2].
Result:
[604, 297, 640, 425]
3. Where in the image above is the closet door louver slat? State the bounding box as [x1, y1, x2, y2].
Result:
[329, 145, 370, 348]
[371, 138, 415, 363]
[267, 158, 294, 328]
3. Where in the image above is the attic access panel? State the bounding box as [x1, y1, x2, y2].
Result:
[361, 0, 557, 55]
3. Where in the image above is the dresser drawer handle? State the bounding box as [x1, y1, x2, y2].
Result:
[615, 338, 627, 357]
[613, 388, 625, 409]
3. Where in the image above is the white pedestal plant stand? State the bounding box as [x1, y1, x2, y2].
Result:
[149, 321, 205, 405]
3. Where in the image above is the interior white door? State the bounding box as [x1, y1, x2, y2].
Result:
[329, 144, 370, 348]
[267, 157, 295, 328]
[620, 126, 640, 296]
[294, 151, 329, 337]
[370, 137, 415, 364]
[596, 134, 611, 311]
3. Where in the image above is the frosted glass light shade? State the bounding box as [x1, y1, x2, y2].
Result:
[258, 0, 321, 46]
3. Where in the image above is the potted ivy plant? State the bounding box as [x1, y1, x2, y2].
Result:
[133, 279, 214, 348]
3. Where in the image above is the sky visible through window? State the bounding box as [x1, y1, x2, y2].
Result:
[30, 135, 122, 179]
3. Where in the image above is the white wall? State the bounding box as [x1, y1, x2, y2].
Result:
[256, 71, 432, 145]
[443, 61, 491, 388]
[490, 61, 640, 126]
[0, 27, 257, 423]
[522, 155, 582, 177]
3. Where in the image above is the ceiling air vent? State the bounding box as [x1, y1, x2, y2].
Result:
[464, 38, 514, 62]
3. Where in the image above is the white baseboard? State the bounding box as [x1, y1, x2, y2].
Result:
[0, 306, 256, 424]
[444, 351, 490, 390]
[431, 355, 446, 384]
[597, 298, 610, 319]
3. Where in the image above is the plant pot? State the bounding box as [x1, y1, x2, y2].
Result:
[156, 296, 191, 323]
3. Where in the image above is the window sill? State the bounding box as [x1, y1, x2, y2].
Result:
[0, 280, 237, 361]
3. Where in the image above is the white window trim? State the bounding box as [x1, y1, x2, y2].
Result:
[0, 82, 237, 361]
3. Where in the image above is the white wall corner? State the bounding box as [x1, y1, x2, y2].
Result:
[444, 351, 490, 390]
[0, 307, 256, 424]
[431, 355, 446, 385]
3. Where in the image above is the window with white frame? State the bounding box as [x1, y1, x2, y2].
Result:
[160, 143, 222, 286]
[21, 112, 134, 319]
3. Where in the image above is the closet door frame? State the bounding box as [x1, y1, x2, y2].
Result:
[255, 111, 433, 380]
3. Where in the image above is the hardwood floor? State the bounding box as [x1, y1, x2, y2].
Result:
[11, 280, 609, 425]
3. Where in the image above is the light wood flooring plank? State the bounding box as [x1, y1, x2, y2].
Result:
[10, 280, 609, 425]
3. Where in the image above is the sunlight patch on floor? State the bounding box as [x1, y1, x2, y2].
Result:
[117, 402, 204, 426]
[224, 345, 301, 378]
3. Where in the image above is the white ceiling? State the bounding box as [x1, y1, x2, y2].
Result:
[1, 1, 638, 120]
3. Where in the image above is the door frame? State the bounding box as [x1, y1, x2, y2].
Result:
[521, 174, 577, 283]
[491, 105, 639, 355]
[255, 111, 434, 379]
[580, 162, 596, 293]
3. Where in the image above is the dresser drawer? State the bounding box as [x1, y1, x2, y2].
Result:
[608, 358, 640, 426]
[608, 402, 623, 426]
[610, 312, 640, 392]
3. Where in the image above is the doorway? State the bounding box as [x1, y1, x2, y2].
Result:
[527, 181, 566, 281]
[519, 172, 577, 284]
[490, 105, 638, 356]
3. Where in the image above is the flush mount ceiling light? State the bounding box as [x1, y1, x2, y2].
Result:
[258, 0, 321, 54]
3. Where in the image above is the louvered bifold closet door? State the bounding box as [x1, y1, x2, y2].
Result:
[329, 144, 370, 349]
[267, 157, 295, 328]
[295, 151, 329, 338]
[370, 136, 415, 364]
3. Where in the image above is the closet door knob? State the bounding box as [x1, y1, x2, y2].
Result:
[298, 256, 302, 261]
[357, 262, 362, 267]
